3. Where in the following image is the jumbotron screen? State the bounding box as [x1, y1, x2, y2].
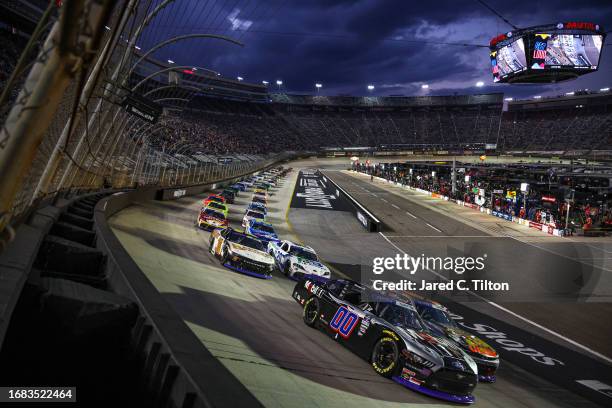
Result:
[490, 22, 606, 83]
[491, 38, 527, 82]
[538, 34, 603, 69]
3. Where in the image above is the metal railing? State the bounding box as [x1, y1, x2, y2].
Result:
[0, 0, 260, 250]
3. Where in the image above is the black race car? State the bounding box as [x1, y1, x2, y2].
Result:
[293, 277, 479, 404]
[221, 189, 236, 204]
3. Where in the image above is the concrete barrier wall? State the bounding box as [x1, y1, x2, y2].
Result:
[321, 171, 382, 232]
[90, 161, 294, 407]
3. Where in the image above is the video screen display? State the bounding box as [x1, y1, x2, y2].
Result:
[544, 34, 603, 68]
[495, 38, 527, 77]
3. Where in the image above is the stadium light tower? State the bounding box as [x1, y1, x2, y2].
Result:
[237, 76, 244, 81]
[601, 87, 610, 92]
[475, 81, 484, 87]
[276, 80, 283, 90]
[421, 84, 429, 89]
[367, 84, 375, 91]
[262, 80, 269, 85]
[167, 59, 175, 64]
[315, 83, 322, 92]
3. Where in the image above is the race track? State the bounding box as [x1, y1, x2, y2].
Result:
[109, 158, 610, 407]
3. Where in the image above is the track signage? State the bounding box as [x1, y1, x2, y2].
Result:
[290, 170, 350, 211]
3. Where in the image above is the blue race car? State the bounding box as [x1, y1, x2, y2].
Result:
[245, 220, 279, 243]
[248, 202, 267, 215]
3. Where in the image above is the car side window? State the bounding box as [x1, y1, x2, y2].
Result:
[325, 280, 345, 297]
[281, 243, 289, 251]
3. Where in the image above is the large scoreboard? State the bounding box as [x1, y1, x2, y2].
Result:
[490, 22, 605, 83]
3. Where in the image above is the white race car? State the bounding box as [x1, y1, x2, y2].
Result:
[242, 209, 265, 228]
[268, 240, 331, 279]
[209, 228, 275, 279]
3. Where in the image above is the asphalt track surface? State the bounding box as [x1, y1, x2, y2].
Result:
[109, 158, 609, 407]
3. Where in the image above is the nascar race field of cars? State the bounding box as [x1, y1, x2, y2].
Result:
[194, 165, 499, 404]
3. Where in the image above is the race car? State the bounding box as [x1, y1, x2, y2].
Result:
[247, 202, 267, 215]
[203, 194, 225, 206]
[268, 240, 330, 279]
[252, 195, 266, 205]
[242, 209, 265, 227]
[293, 277, 478, 404]
[205, 201, 229, 218]
[245, 220, 279, 243]
[253, 187, 268, 195]
[209, 228, 275, 279]
[414, 299, 499, 382]
[220, 189, 235, 204]
[226, 185, 240, 196]
[232, 183, 247, 192]
[197, 207, 228, 230]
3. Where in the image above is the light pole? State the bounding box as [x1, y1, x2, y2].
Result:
[276, 80, 283, 90]
[315, 83, 322, 93]
[565, 189, 575, 232]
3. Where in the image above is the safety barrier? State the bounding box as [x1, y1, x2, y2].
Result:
[322, 171, 382, 232]
[95, 187, 263, 408]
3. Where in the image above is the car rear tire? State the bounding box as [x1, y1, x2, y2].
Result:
[371, 337, 400, 378]
[208, 239, 214, 254]
[283, 262, 291, 276]
[303, 297, 320, 327]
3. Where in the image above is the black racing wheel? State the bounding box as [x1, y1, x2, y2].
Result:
[303, 297, 320, 327]
[371, 337, 400, 378]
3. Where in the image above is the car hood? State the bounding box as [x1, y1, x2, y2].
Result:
[443, 326, 498, 359]
[395, 326, 478, 374]
[228, 243, 274, 264]
[294, 257, 329, 275]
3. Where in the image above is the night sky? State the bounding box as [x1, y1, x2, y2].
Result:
[137, 0, 612, 99]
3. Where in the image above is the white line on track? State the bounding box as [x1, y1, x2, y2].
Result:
[391, 204, 400, 210]
[405, 211, 417, 219]
[380, 198, 388, 203]
[384, 235, 501, 238]
[426, 223, 442, 233]
[378, 231, 612, 365]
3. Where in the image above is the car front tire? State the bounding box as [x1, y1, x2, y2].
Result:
[371, 337, 400, 378]
[303, 297, 320, 327]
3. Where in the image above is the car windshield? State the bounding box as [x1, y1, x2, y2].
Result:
[379, 302, 424, 330]
[223, 190, 234, 196]
[203, 209, 225, 219]
[289, 246, 318, 261]
[226, 231, 264, 250]
[208, 196, 223, 203]
[208, 202, 224, 210]
[416, 304, 457, 327]
[254, 223, 275, 233]
[247, 211, 264, 219]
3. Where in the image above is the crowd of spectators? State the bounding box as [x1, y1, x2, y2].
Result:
[0, 21, 610, 157]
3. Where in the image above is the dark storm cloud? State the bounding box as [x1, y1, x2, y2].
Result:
[142, 0, 612, 98]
